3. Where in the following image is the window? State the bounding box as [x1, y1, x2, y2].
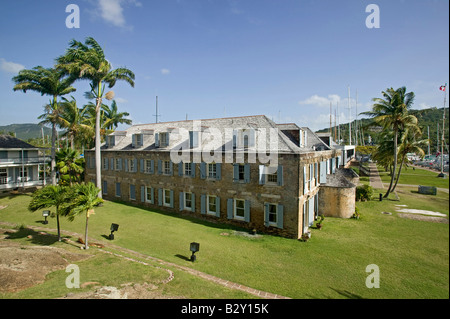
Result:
[264, 203, 284, 229]
[129, 158, 135, 172]
[234, 199, 245, 220]
[185, 192, 193, 211]
[259, 165, 283, 186]
[102, 181, 107, 195]
[145, 187, 153, 203]
[160, 132, 169, 147]
[0, 168, 7, 185]
[208, 163, 217, 178]
[102, 158, 108, 170]
[238, 164, 245, 181]
[145, 159, 153, 173]
[130, 184, 136, 200]
[163, 189, 171, 207]
[184, 162, 192, 176]
[115, 183, 121, 197]
[115, 158, 122, 171]
[164, 160, 171, 175]
[267, 170, 278, 183]
[267, 203, 277, 224]
[19, 167, 29, 181]
[207, 195, 217, 215]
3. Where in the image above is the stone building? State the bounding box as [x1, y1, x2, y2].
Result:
[85, 115, 344, 239]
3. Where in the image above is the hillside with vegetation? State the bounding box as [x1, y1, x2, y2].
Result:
[317, 107, 449, 154]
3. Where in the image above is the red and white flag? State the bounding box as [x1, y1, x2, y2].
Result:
[440, 85, 446, 91]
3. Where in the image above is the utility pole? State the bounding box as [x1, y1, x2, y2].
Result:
[427, 126, 430, 156]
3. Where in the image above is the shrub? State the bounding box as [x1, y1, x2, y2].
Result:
[356, 185, 373, 201]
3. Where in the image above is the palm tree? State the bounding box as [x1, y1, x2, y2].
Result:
[12, 67, 76, 185]
[58, 96, 93, 150]
[65, 183, 103, 250]
[103, 100, 132, 130]
[56, 37, 135, 198]
[362, 87, 417, 198]
[28, 185, 71, 242]
[391, 125, 428, 192]
[56, 148, 84, 185]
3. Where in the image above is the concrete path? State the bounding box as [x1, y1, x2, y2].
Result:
[0, 221, 290, 299]
[368, 163, 384, 189]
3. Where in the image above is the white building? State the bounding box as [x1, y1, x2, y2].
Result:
[0, 135, 51, 192]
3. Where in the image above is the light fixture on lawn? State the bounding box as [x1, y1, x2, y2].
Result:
[109, 223, 119, 240]
[42, 210, 50, 224]
[190, 242, 200, 262]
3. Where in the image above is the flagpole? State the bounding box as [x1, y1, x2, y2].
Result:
[439, 83, 447, 177]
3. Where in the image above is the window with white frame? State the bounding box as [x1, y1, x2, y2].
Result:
[163, 189, 171, 207]
[184, 192, 193, 211]
[207, 195, 217, 215]
[102, 158, 108, 170]
[145, 186, 153, 203]
[184, 162, 192, 176]
[267, 170, 278, 183]
[19, 167, 29, 181]
[129, 158, 135, 172]
[234, 199, 245, 220]
[145, 159, 153, 173]
[160, 132, 169, 147]
[0, 168, 7, 184]
[208, 163, 217, 179]
[115, 158, 121, 171]
[164, 160, 171, 175]
[267, 203, 277, 225]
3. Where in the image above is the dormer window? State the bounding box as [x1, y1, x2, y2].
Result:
[106, 135, 115, 147]
[132, 134, 143, 148]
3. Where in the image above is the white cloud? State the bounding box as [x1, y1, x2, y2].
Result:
[0, 58, 25, 73]
[96, 0, 142, 29]
[298, 94, 341, 108]
[161, 68, 171, 75]
[114, 97, 128, 103]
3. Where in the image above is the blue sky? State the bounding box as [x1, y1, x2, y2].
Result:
[0, 0, 448, 131]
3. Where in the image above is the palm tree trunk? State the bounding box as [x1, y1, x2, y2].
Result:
[391, 156, 405, 193]
[51, 121, 57, 186]
[384, 129, 398, 198]
[84, 214, 89, 250]
[95, 96, 102, 199]
[56, 209, 61, 242]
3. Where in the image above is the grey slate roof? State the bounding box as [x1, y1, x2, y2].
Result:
[102, 115, 332, 154]
[0, 135, 39, 150]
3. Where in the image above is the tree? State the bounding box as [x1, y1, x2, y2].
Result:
[28, 185, 71, 242]
[58, 96, 93, 150]
[103, 100, 132, 130]
[391, 125, 428, 192]
[56, 37, 135, 198]
[65, 183, 103, 250]
[362, 87, 417, 198]
[56, 148, 84, 185]
[12, 67, 76, 185]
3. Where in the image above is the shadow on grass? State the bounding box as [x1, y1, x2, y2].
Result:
[175, 254, 191, 262]
[3, 226, 67, 246]
[110, 199, 251, 234]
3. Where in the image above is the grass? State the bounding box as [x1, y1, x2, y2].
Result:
[377, 165, 450, 189]
[0, 182, 448, 299]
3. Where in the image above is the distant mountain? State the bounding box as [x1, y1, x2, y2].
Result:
[0, 123, 54, 141]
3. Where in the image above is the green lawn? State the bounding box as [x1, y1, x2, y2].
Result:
[0, 185, 448, 299]
[378, 165, 450, 189]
